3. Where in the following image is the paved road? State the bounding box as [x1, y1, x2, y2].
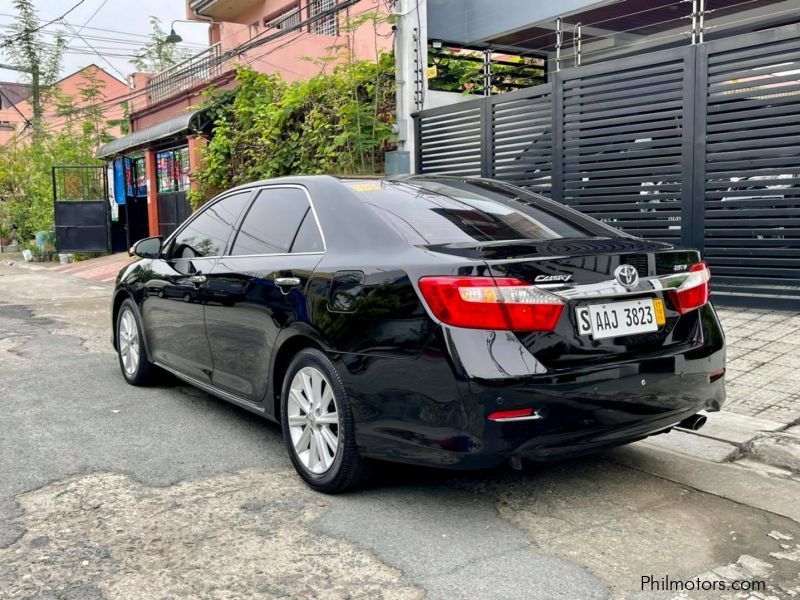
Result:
[1, 262, 799, 600]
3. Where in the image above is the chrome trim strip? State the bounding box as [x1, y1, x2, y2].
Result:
[155, 362, 269, 417]
[545, 272, 694, 302]
[222, 251, 324, 259]
[247, 183, 328, 254]
[492, 413, 545, 422]
[159, 183, 327, 261]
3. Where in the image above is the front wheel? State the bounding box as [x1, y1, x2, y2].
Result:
[116, 299, 157, 386]
[281, 348, 370, 493]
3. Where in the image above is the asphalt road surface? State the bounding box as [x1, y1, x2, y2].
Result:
[1, 261, 799, 600]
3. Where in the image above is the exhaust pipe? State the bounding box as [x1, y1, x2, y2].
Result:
[676, 413, 707, 431]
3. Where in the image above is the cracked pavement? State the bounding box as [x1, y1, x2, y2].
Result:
[2, 261, 800, 599]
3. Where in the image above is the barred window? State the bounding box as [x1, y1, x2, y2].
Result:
[265, 5, 301, 30]
[309, 0, 337, 36]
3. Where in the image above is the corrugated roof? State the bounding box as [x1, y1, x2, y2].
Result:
[96, 108, 205, 159]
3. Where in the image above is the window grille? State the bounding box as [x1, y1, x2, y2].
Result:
[310, 0, 337, 36]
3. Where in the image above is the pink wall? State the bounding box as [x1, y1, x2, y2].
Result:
[132, 1, 391, 140]
[0, 65, 130, 146]
[209, 0, 393, 81]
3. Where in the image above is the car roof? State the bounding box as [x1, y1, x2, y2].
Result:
[222, 173, 475, 194]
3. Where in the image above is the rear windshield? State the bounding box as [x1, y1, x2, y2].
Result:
[345, 178, 614, 245]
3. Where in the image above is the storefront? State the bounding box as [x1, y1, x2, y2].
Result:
[97, 109, 208, 245]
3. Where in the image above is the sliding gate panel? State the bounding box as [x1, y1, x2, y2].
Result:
[702, 27, 800, 301]
[417, 101, 483, 176]
[559, 47, 693, 244]
[52, 165, 110, 253]
[490, 84, 553, 195]
[414, 25, 800, 307]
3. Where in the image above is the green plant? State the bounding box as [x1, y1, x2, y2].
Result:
[131, 16, 191, 73]
[191, 52, 396, 208]
[0, 127, 102, 241]
[71, 252, 106, 262]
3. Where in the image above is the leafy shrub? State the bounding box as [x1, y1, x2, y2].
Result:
[190, 53, 395, 207]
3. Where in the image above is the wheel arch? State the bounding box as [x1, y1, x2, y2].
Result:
[112, 288, 153, 361]
[269, 333, 326, 421]
[111, 289, 131, 350]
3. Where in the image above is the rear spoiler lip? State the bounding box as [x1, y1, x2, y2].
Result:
[424, 237, 675, 260]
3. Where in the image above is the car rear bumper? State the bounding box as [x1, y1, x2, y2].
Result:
[357, 362, 724, 469]
[468, 368, 725, 465]
[353, 305, 725, 470]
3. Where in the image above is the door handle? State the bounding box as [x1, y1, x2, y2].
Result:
[275, 277, 301, 294]
[189, 275, 207, 286]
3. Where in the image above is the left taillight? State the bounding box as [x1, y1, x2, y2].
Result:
[417, 276, 564, 331]
[669, 261, 711, 314]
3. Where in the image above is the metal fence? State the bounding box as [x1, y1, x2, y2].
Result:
[414, 25, 800, 309]
[147, 43, 225, 105]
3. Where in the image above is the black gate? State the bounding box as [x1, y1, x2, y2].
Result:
[52, 165, 111, 253]
[157, 191, 192, 238]
[414, 25, 800, 309]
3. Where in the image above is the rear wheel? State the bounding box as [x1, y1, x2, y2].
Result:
[281, 348, 370, 493]
[116, 299, 157, 386]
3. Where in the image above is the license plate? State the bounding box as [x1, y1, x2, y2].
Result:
[576, 298, 663, 340]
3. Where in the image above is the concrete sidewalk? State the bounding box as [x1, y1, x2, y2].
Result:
[50, 252, 135, 284]
[717, 307, 800, 425]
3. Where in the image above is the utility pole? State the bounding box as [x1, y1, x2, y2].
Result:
[30, 63, 40, 124]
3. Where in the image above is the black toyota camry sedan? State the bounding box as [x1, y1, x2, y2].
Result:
[112, 175, 725, 493]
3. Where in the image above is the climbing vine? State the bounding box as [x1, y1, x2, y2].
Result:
[190, 51, 396, 207]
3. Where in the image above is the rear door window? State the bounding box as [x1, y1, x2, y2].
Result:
[231, 187, 314, 255]
[346, 178, 617, 244]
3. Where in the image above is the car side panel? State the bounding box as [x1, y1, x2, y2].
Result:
[205, 253, 323, 403]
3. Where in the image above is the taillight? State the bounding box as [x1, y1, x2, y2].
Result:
[669, 261, 710, 314]
[417, 276, 564, 331]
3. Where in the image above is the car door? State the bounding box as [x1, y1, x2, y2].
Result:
[140, 190, 252, 382]
[204, 185, 325, 403]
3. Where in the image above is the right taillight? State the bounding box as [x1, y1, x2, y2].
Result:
[669, 261, 710, 314]
[417, 276, 564, 331]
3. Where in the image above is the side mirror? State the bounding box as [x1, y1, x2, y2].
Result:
[130, 236, 162, 259]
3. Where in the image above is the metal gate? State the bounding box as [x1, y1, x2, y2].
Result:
[52, 165, 111, 253]
[414, 25, 800, 309]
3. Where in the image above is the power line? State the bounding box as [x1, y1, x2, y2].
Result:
[63, 21, 128, 80]
[63, 0, 109, 47]
[13, 1, 392, 139]
[0, 11, 208, 46]
[0, 0, 88, 49]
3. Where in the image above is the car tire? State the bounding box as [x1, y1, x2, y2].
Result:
[116, 299, 157, 386]
[281, 348, 371, 493]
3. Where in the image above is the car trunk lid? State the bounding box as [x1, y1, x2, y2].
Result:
[426, 237, 706, 371]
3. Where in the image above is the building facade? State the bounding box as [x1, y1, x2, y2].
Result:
[98, 0, 392, 241]
[0, 65, 128, 147]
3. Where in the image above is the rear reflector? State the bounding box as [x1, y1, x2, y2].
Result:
[418, 276, 564, 331]
[709, 368, 725, 383]
[488, 408, 535, 421]
[669, 261, 710, 315]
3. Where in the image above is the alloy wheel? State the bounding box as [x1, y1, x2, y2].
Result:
[118, 309, 140, 376]
[287, 366, 340, 474]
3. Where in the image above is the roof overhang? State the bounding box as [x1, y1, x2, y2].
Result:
[96, 108, 207, 159]
[189, 0, 263, 22]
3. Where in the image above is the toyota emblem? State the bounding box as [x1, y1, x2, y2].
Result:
[614, 264, 639, 288]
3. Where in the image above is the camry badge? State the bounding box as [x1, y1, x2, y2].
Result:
[614, 264, 639, 288]
[534, 274, 572, 283]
